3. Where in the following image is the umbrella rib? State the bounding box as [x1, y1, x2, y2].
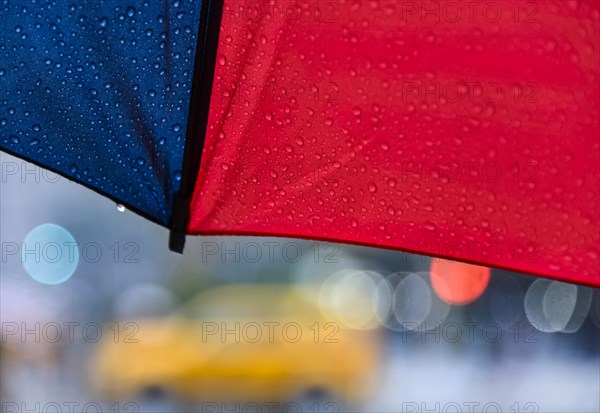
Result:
[168, 0, 225, 253]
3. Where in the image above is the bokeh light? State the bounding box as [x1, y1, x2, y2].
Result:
[430, 260, 491, 305]
[319, 270, 386, 330]
[525, 279, 593, 333]
[382, 271, 451, 332]
[21, 223, 79, 285]
[392, 273, 432, 329]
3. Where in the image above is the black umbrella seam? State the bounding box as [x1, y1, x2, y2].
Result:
[168, 0, 225, 253]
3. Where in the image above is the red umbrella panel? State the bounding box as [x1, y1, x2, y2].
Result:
[188, 0, 600, 286]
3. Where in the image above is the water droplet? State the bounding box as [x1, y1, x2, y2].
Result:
[117, 204, 126, 212]
[545, 39, 557, 51]
[424, 222, 437, 231]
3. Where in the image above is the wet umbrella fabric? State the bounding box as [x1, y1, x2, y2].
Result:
[1, 0, 599, 286]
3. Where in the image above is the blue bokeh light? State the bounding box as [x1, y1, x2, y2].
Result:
[22, 223, 79, 285]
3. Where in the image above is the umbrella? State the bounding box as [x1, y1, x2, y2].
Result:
[1, 0, 598, 287]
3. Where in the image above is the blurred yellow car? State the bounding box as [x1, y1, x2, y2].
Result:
[91, 284, 382, 408]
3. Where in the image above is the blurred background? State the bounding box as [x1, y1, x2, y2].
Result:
[1, 152, 599, 413]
